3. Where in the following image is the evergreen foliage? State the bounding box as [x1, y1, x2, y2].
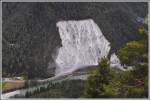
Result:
[82, 26, 148, 98]
[83, 58, 114, 98]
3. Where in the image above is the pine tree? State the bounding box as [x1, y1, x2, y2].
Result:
[116, 26, 148, 98]
[83, 58, 113, 98]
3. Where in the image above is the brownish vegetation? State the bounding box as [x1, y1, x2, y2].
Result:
[2, 80, 25, 93]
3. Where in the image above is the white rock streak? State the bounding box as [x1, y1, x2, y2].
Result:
[110, 53, 133, 71]
[110, 53, 125, 70]
[55, 19, 111, 76]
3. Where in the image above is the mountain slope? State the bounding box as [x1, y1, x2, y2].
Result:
[2, 2, 148, 78]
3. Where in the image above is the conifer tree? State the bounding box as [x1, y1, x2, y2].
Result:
[83, 58, 113, 98]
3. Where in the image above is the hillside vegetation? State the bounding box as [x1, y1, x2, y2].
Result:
[2, 2, 148, 78]
[83, 26, 148, 98]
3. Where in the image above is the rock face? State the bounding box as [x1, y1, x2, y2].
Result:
[2, 2, 148, 78]
[55, 19, 110, 75]
[110, 53, 124, 70]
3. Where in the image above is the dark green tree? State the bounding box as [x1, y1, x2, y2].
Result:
[116, 26, 148, 98]
[117, 26, 148, 66]
[83, 58, 113, 98]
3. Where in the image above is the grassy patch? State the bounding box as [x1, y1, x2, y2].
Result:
[2, 80, 25, 93]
